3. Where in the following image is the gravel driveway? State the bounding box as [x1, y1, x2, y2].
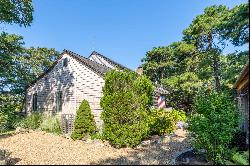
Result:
[0, 129, 191, 165]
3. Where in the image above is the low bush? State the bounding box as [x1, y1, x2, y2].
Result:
[40, 116, 62, 135]
[147, 108, 187, 136]
[169, 109, 187, 122]
[0, 101, 24, 133]
[0, 111, 8, 133]
[71, 100, 97, 140]
[90, 132, 104, 140]
[17, 112, 43, 130]
[147, 108, 175, 135]
[188, 90, 240, 164]
[225, 149, 249, 165]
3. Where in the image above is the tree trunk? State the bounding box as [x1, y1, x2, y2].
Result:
[208, 33, 221, 91]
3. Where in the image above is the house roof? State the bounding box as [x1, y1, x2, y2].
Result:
[63, 49, 111, 76]
[233, 61, 249, 89]
[26, 49, 111, 89]
[90, 51, 132, 71]
[26, 49, 169, 95]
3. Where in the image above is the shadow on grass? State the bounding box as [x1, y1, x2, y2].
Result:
[90, 134, 191, 165]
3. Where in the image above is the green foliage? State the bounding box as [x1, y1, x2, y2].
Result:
[17, 112, 43, 130]
[71, 100, 97, 140]
[40, 116, 62, 135]
[147, 108, 187, 136]
[162, 72, 203, 113]
[101, 70, 154, 148]
[147, 108, 174, 135]
[225, 150, 249, 165]
[231, 151, 249, 165]
[0, 0, 33, 27]
[183, 5, 231, 91]
[188, 91, 240, 164]
[141, 42, 199, 83]
[90, 132, 104, 140]
[169, 109, 187, 122]
[221, 51, 249, 88]
[219, 3, 249, 46]
[0, 32, 59, 132]
[141, 42, 205, 112]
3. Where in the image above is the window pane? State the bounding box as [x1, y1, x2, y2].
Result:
[63, 58, 68, 67]
[56, 91, 63, 112]
[32, 93, 38, 112]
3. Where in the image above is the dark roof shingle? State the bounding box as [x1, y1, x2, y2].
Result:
[63, 49, 111, 76]
[90, 51, 132, 71]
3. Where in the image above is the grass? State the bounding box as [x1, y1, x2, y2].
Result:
[0, 130, 15, 137]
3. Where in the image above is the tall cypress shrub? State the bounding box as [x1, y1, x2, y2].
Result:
[71, 100, 96, 140]
[100, 70, 154, 147]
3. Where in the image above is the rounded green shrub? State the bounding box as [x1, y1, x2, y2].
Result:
[169, 109, 187, 122]
[147, 108, 186, 136]
[188, 90, 240, 164]
[71, 100, 97, 140]
[100, 70, 154, 148]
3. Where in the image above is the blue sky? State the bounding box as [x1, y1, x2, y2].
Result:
[2, 0, 248, 70]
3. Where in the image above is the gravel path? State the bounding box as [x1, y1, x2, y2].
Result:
[0, 129, 191, 165]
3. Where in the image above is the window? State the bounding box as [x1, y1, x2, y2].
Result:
[32, 93, 38, 112]
[63, 58, 68, 67]
[56, 91, 63, 112]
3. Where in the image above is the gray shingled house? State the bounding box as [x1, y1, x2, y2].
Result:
[25, 49, 168, 132]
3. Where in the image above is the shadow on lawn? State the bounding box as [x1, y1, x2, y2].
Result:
[91, 135, 191, 165]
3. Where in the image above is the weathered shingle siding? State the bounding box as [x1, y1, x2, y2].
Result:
[71, 54, 105, 130]
[26, 53, 75, 115]
[26, 53, 105, 129]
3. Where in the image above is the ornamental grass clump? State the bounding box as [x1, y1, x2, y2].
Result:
[71, 100, 97, 140]
[40, 115, 62, 135]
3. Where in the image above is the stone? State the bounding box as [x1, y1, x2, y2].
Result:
[175, 129, 187, 138]
[141, 140, 150, 147]
[64, 134, 71, 139]
[0, 160, 6, 165]
[103, 141, 111, 147]
[15, 127, 28, 134]
[162, 137, 170, 144]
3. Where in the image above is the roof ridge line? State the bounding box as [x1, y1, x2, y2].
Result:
[89, 50, 132, 71]
[64, 49, 111, 69]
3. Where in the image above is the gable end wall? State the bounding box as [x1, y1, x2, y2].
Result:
[26, 53, 105, 130]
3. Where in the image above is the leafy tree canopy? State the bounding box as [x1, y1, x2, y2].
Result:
[0, 0, 33, 27]
[219, 3, 249, 46]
